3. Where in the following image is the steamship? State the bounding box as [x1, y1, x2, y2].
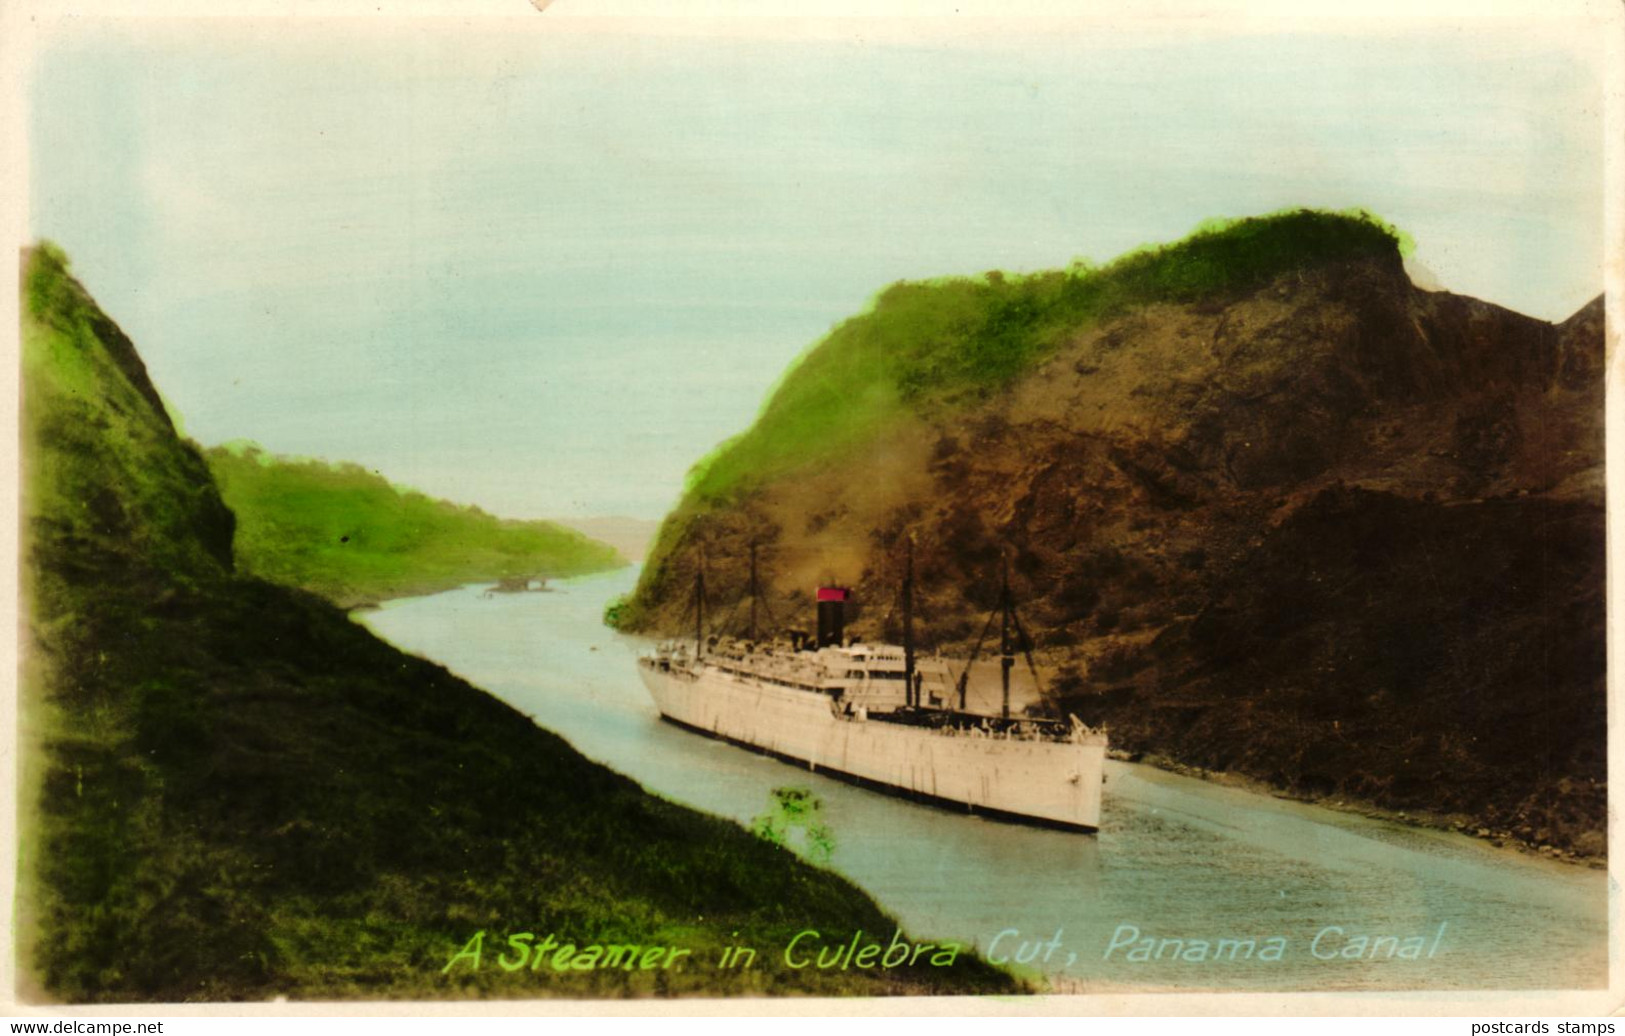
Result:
[636, 552, 1108, 832]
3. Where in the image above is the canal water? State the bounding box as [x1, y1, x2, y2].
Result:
[358, 568, 1608, 992]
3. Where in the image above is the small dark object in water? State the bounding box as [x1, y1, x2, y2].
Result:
[484, 576, 552, 596]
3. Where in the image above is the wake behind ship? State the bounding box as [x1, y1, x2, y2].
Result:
[637, 557, 1108, 831]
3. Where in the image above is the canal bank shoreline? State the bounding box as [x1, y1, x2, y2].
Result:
[1116, 751, 1605, 869]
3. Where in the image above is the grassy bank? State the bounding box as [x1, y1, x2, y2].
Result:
[206, 443, 623, 607]
[18, 243, 1019, 1001]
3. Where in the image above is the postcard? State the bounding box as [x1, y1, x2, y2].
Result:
[2, 0, 1618, 1018]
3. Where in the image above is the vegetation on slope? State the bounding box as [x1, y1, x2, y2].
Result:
[205, 444, 623, 607]
[18, 244, 1018, 1002]
[682, 208, 1409, 507]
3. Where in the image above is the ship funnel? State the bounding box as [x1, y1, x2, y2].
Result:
[816, 587, 849, 648]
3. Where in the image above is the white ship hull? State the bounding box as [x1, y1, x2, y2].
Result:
[639, 663, 1106, 831]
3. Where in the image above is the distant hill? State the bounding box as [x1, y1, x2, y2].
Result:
[556, 515, 661, 563]
[622, 210, 1606, 858]
[17, 243, 1017, 1001]
[205, 445, 624, 607]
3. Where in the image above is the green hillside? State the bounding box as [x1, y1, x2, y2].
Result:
[681, 208, 1408, 508]
[18, 243, 1019, 1001]
[206, 444, 623, 607]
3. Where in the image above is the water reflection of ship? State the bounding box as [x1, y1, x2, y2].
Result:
[637, 544, 1107, 832]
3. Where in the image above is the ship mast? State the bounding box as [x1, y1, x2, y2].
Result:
[695, 553, 707, 660]
[747, 541, 759, 642]
[902, 538, 916, 708]
[999, 554, 1014, 720]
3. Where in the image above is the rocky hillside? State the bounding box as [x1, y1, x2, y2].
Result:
[17, 244, 1017, 1001]
[621, 211, 1606, 855]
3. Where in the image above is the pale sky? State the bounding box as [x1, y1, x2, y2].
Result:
[26, 13, 1609, 519]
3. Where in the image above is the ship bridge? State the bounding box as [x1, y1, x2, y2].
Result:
[818, 643, 953, 713]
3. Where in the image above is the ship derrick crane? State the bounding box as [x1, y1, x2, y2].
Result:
[954, 553, 1046, 721]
